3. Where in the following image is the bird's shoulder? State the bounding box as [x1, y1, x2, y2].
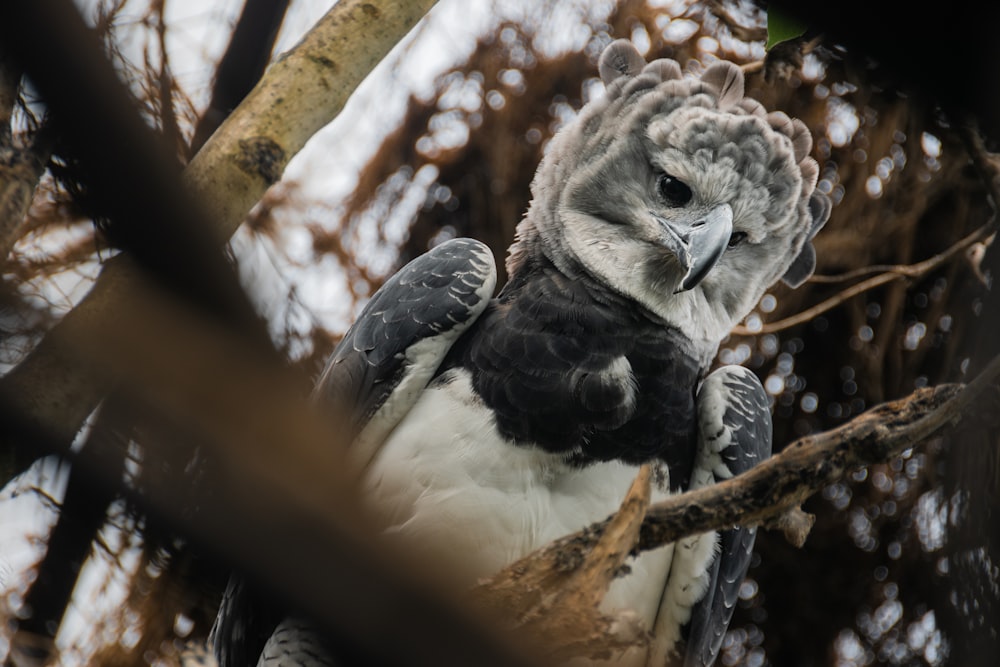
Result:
[314, 237, 497, 450]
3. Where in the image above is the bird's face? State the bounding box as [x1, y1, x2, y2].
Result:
[558, 105, 812, 342]
[513, 43, 829, 346]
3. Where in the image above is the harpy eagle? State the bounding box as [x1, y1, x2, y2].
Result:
[211, 40, 830, 667]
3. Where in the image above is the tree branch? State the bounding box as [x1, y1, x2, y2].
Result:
[472, 466, 653, 662]
[637, 377, 968, 551]
[732, 220, 995, 335]
[189, 0, 291, 156]
[1, 271, 537, 667]
[183, 0, 439, 242]
[474, 354, 1000, 658]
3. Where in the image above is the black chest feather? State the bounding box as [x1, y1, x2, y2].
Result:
[443, 261, 705, 489]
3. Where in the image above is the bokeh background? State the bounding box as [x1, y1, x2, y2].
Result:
[1, 1, 998, 665]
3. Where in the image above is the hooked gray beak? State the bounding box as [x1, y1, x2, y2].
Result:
[654, 204, 733, 292]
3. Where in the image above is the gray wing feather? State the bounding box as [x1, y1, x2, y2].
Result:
[256, 619, 336, 667]
[210, 576, 283, 667]
[313, 237, 496, 443]
[212, 239, 495, 667]
[685, 366, 772, 667]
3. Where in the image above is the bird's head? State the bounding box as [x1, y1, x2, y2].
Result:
[508, 40, 830, 345]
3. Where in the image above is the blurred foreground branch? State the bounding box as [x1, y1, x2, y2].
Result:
[2, 270, 534, 667]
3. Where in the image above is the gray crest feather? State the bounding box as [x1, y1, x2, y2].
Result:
[643, 58, 682, 81]
[781, 191, 832, 287]
[789, 118, 814, 163]
[599, 39, 646, 84]
[737, 97, 765, 116]
[765, 110, 794, 139]
[700, 61, 745, 109]
[799, 156, 819, 190]
[781, 242, 817, 288]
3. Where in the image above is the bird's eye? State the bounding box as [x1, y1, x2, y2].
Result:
[728, 231, 748, 248]
[657, 173, 692, 207]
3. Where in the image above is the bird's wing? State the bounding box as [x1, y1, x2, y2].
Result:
[645, 365, 771, 667]
[683, 365, 773, 667]
[210, 239, 495, 667]
[255, 618, 337, 667]
[209, 575, 284, 667]
[313, 237, 497, 469]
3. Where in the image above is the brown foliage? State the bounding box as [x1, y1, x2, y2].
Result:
[2, 1, 999, 666]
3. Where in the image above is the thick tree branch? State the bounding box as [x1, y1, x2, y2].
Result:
[10, 398, 130, 666]
[1, 272, 536, 667]
[189, 0, 291, 156]
[636, 378, 967, 550]
[183, 0, 439, 242]
[0, 0, 439, 486]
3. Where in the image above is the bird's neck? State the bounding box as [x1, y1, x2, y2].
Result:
[453, 249, 708, 476]
[501, 244, 652, 321]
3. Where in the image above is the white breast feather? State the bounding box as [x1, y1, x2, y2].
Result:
[364, 369, 677, 626]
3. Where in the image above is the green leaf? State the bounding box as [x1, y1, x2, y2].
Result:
[766, 9, 808, 50]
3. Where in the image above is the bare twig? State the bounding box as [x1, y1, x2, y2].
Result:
[151, 0, 182, 157]
[733, 221, 995, 335]
[960, 120, 1000, 206]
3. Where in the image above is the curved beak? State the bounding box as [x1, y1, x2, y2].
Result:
[654, 203, 733, 292]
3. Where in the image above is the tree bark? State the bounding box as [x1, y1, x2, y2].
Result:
[182, 0, 439, 242]
[189, 0, 291, 156]
[528, 363, 992, 565]
[9, 398, 129, 665]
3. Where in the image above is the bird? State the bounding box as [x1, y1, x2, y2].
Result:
[210, 39, 830, 667]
